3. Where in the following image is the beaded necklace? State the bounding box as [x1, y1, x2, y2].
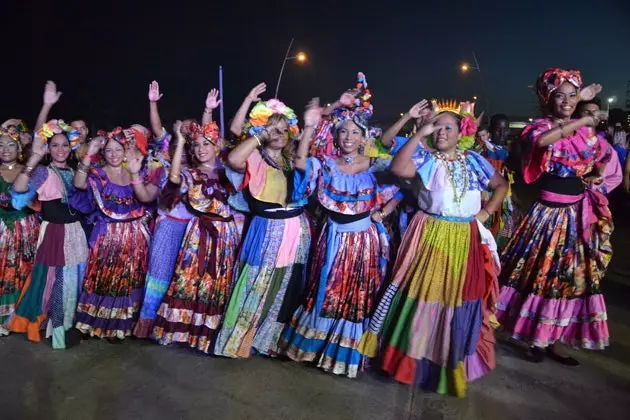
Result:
[435, 150, 469, 204]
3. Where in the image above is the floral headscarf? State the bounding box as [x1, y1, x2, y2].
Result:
[535, 68, 582, 109]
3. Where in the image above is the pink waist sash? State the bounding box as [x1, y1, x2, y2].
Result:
[539, 189, 609, 242]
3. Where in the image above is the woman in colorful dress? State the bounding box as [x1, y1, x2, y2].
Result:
[279, 80, 402, 378]
[134, 81, 221, 337]
[71, 127, 160, 340]
[0, 131, 39, 336]
[496, 68, 612, 366]
[152, 120, 240, 353]
[359, 100, 508, 398]
[214, 95, 311, 358]
[9, 119, 88, 349]
[475, 114, 521, 249]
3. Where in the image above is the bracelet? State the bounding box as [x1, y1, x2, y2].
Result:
[379, 211, 386, 219]
[482, 208, 493, 216]
[78, 161, 91, 172]
[253, 134, 262, 146]
[204, 108, 212, 114]
[130, 178, 143, 185]
[76, 169, 87, 175]
[21, 165, 35, 177]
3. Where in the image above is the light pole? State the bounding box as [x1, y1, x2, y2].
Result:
[274, 38, 307, 98]
[607, 96, 616, 112]
[460, 52, 490, 116]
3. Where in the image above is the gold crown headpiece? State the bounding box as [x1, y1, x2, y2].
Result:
[431, 99, 476, 116]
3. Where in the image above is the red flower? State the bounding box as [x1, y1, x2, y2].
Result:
[460, 116, 478, 137]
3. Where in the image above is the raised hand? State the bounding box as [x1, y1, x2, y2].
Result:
[87, 136, 106, 157]
[43, 81, 62, 106]
[248, 83, 267, 102]
[148, 81, 163, 102]
[31, 133, 48, 158]
[125, 147, 143, 175]
[304, 98, 322, 127]
[417, 115, 443, 138]
[339, 89, 359, 107]
[580, 83, 603, 102]
[173, 120, 185, 145]
[205, 88, 221, 110]
[408, 100, 430, 119]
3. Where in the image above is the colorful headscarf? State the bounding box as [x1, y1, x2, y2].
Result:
[188, 121, 220, 145]
[311, 72, 386, 158]
[243, 99, 299, 140]
[36, 119, 81, 150]
[97, 126, 150, 156]
[431, 99, 479, 150]
[535, 68, 582, 109]
[1, 119, 28, 140]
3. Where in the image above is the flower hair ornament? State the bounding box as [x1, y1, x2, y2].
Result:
[243, 99, 299, 140]
[431, 99, 480, 150]
[36, 119, 82, 150]
[189, 121, 220, 145]
[311, 71, 388, 158]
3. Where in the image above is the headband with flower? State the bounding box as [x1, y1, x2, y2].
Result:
[242, 99, 300, 140]
[535, 68, 582, 110]
[36, 119, 82, 150]
[431, 99, 480, 150]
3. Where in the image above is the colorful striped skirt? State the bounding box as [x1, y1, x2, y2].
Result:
[497, 199, 612, 350]
[133, 215, 190, 338]
[75, 219, 150, 339]
[279, 216, 383, 378]
[359, 211, 499, 398]
[153, 217, 239, 353]
[0, 214, 39, 330]
[214, 212, 311, 358]
[9, 221, 87, 349]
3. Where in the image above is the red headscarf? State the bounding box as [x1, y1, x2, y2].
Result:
[535, 68, 582, 109]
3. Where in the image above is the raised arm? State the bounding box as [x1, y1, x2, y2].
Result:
[322, 90, 357, 116]
[126, 146, 159, 203]
[168, 121, 186, 184]
[13, 135, 47, 193]
[74, 137, 105, 190]
[148, 81, 165, 139]
[294, 98, 322, 171]
[230, 83, 266, 136]
[381, 100, 430, 148]
[35, 81, 62, 131]
[536, 116, 598, 148]
[202, 89, 221, 126]
[227, 135, 261, 173]
[390, 117, 439, 179]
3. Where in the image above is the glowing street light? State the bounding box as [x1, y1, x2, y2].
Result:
[275, 38, 308, 98]
[606, 96, 616, 112]
[472, 96, 478, 100]
[461, 63, 470, 72]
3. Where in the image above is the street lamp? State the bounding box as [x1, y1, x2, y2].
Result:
[607, 96, 616, 112]
[472, 96, 478, 101]
[274, 38, 307, 98]
[459, 52, 489, 114]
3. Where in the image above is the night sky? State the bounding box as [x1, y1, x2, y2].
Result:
[4, 0, 630, 131]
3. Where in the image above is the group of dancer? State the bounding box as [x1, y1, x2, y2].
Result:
[0, 67, 617, 397]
